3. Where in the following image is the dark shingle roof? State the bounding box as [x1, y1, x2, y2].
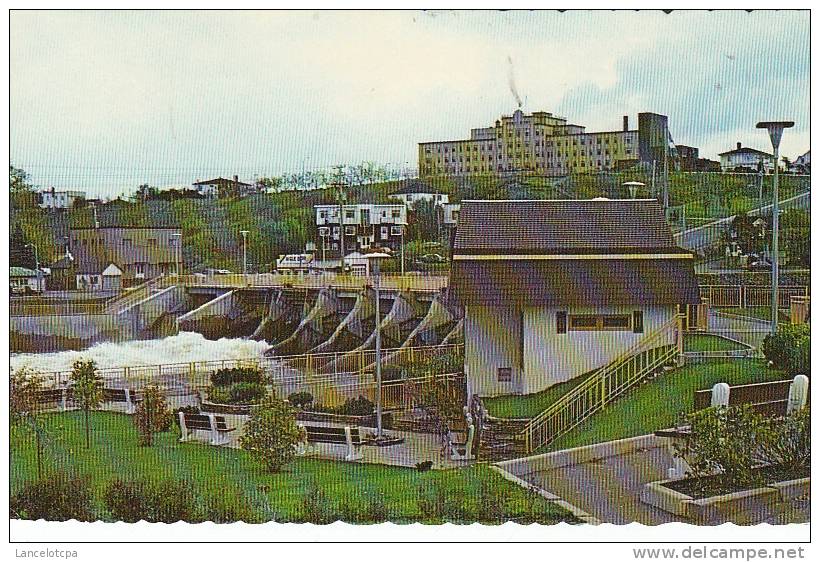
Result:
[453, 199, 677, 254]
[451, 259, 700, 305]
[449, 199, 700, 305]
[718, 147, 772, 157]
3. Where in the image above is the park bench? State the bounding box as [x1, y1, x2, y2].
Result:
[298, 424, 362, 461]
[35, 388, 73, 411]
[102, 388, 140, 414]
[178, 412, 236, 446]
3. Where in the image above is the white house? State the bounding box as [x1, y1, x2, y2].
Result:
[718, 142, 775, 172]
[192, 176, 256, 198]
[39, 188, 86, 209]
[449, 199, 700, 398]
[388, 180, 449, 209]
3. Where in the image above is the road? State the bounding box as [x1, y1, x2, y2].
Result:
[674, 191, 810, 252]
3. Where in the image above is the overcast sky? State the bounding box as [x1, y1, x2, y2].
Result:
[10, 10, 810, 198]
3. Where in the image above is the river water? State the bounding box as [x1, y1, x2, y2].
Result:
[10, 331, 271, 374]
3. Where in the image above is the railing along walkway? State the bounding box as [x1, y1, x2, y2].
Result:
[521, 315, 683, 453]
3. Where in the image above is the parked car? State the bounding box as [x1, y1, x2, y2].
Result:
[748, 257, 773, 271]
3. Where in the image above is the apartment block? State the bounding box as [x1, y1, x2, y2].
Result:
[418, 109, 675, 177]
[314, 203, 408, 256]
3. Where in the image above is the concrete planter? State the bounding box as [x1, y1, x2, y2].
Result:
[641, 476, 810, 524]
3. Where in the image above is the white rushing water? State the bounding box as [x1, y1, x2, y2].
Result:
[10, 331, 272, 374]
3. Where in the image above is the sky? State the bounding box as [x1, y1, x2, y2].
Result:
[10, 10, 810, 198]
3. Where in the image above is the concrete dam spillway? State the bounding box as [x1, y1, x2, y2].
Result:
[10, 283, 465, 366]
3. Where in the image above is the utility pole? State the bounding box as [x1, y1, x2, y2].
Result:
[756, 120, 794, 335]
[240, 230, 249, 274]
[338, 188, 347, 274]
[171, 233, 182, 277]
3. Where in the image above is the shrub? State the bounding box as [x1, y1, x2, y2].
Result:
[103, 477, 196, 523]
[202, 488, 257, 523]
[287, 391, 314, 409]
[300, 483, 337, 524]
[239, 395, 305, 472]
[674, 405, 772, 496]
[336, 395, 375, 416]
[763, 324, 810, 375]
[133, 384, 173, 446]
[758, 406, 811, 477]
[211, 367, 265, 387]
[11, 472, 94, 522]
[338, 488, 389, 524]
[173, 405, 200, 426]
[207, 382, 268, 405]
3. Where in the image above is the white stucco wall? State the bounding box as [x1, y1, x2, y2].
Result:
[464, 305, 524, 397]
[467, 303, 677, 397]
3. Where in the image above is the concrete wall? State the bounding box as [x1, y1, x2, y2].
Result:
[10, 313, 131, 352]
[121, 285, 187, 334]
[467, 304, 676, 397]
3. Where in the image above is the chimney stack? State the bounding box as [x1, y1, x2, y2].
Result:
[623, 116, 629, 131]
[737, 142, 742, 150]
[233, 175, 239, 183]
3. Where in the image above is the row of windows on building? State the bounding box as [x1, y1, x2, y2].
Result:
[318, 209, 403, 220]
[424, 136, 632, 154]
[319, 225, 404, 238]
[423, 158, 631, 174]
[72, 237, 174, 247]
[430, 147, 631, 164]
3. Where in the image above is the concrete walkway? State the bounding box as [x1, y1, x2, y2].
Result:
[525, 445, 683, 525]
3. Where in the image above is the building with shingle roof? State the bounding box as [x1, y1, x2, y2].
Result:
[449, 198, 699, 397]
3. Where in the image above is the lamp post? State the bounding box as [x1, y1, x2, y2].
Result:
[364, 250, 391, 440]
[240, 230, 249, 274]
[623, 181, 645, 199]
[756, 120, 794, 335]
[171, 233, 182, 277]
[25, 243, 41, 292]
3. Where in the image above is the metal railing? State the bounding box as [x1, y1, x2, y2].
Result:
[701, 285, 809, 309]
[9, 301, 109, 317]
[154, 272, 449, 293]
[105, 276, 166, 313]
[521, 315, 683, 453]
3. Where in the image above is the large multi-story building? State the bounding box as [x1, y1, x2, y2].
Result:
[418, 109, 675, 177]
[69, 226, 180, 288]
[314, 203, 407, 257]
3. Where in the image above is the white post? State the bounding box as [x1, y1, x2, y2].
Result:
[178, 412, 189, 442]
[344, 426, 359, 461]
[124, 388, 135, 415]
[710, 382, 730, 407]
[787, 375, 809, 414]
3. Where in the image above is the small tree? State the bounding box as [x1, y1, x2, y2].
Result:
[70, 359, 103, 449]
[133, 384, 172, 446]
[239, 394, 305, 472]
[10, 368, 45, 478]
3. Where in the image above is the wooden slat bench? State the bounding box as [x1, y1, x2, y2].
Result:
[35, 388, 73, 411]
[299, 425, 362, 461]
[102, 388, 140, 414]
[179, 412, 236, 446]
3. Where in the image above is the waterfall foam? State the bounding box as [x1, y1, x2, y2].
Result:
[10, 331, 271, 374]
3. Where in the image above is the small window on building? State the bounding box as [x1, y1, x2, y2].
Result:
[391, 209, 401, 218]
[556, 311, 567, 334]
[345, 226, 356, 236]
[497, 367, 512, 383]
[391, 226, 403, 236]
[569, 314, 632, 331]
[319, 226, 330, 236]
[381, 226, 388, 239]
[633, 311, 644, 334]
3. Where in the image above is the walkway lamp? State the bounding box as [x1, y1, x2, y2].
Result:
[364, 250, 391, 441]
[756, 120, 794, 335]
[623, 181, 646, 199]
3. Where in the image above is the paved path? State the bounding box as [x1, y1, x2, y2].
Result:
[707, 309, 771, 351]
[525, 446, 684, 525]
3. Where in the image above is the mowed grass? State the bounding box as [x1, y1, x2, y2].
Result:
[544, 359, 785, 452]
[482, 370, 595, 419]
[719, 307, 790, 323]
[683, 333, 750, 353]
[10, 411, 574, 524]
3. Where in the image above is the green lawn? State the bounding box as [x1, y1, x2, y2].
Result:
[483, 370, 596, 419]
[683, 333, 750, 353]
[10, 411, 574, 524]
[544, 359, 785, 452]
[719, 307, 790, 323]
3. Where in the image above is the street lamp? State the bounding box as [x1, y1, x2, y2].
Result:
[756, 120, 794, 335]
[364, 250, 391, 441]
[171, 233, 182, 277]
[240, 230, 249, 274]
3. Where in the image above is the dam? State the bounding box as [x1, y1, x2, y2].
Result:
[9, 274, 462, 358]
